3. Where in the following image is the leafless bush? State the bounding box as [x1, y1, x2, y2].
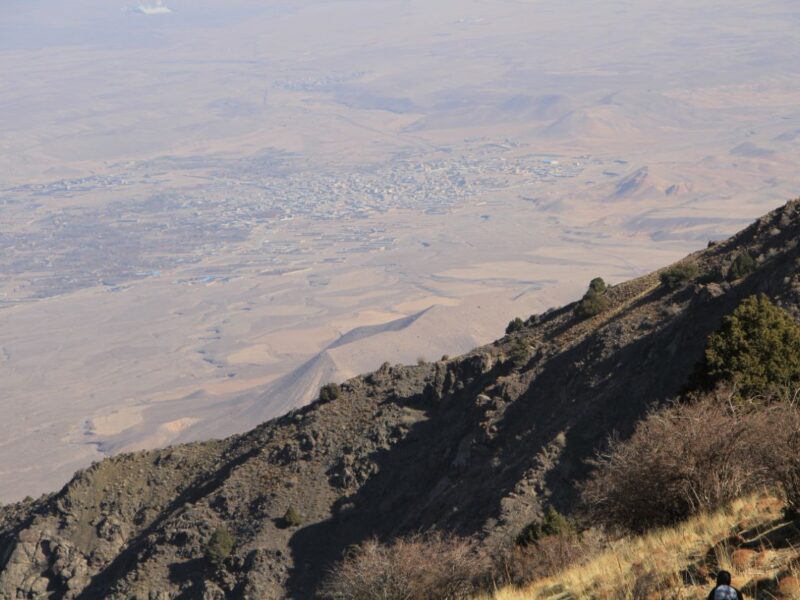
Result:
[758, 401, 800, 513]
[582, 397, 775, 532]
[490, 529, 601, 588]
[318, 533, 489, 600]
[629, 568, 683, 600]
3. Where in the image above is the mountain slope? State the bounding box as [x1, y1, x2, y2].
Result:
[489, 494, 793, 600]
[2, 199, 799, 599]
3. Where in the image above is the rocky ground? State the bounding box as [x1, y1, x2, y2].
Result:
[2, 200, 800, 599]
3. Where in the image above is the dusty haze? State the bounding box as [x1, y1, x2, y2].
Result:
[0, 0, 799, 502]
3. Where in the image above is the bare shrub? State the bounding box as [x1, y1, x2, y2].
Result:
[582, 397, 774, 532]
[491, 529, 599, 588]
[319, 533, 489, 600]
[629, 568, 683, 600]
[758, 399, 800, 513]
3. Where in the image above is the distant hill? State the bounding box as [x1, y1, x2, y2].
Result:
[2, 199, 800, 599]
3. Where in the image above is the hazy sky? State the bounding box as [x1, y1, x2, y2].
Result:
[3, 1, 799, 137]
[2, 0, 800, 182]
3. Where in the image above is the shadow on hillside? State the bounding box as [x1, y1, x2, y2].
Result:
[286, 360, 507, 597]
[737, 519, 800, 550]
[498, 287, 736, 511]
[169, 558, 207, 598]
[676, 518, 800, 591]
[286, 296, 725, 596]
[74, 444, 264, 600]
[289, 244, 800, 597]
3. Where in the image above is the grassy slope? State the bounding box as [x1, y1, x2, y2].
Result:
[486, 495, 800, 600]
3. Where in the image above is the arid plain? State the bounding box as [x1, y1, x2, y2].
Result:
[1, 0, 799, 501]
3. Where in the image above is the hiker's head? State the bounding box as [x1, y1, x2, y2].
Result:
[717, 570, 732, 586]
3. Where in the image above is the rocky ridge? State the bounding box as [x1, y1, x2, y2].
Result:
[2, 199, 800, 599]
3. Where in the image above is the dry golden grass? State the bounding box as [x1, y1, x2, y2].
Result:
[482, 495, 800, 600]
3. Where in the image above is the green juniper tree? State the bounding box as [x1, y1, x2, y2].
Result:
[575, 278, 609, 319]
[705, 294, 800, 400]
[206, 526, 235, 568]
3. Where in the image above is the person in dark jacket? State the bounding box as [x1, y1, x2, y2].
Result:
[707, 570, 743, 600]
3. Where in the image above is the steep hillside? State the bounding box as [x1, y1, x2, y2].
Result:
[489, 495, 799, 599]
[2, 199, 800, 599]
